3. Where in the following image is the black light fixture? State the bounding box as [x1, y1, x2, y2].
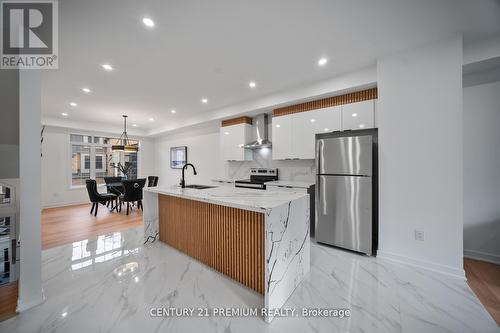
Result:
[112, 115, 139, 152]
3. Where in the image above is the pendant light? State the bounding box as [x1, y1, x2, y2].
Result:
[112, 115, 139, 152]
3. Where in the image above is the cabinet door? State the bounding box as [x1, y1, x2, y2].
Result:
[272, 115, 292, 160]
[220, 124, 251, 161]
[291, 106, 342, 159]
[342, 100, 374, 130]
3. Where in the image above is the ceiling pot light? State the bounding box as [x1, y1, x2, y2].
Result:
[82, 88, 91, 93]
[132, 124, 137, 127]
[324, 128, 329, 131]
[310, 118, 316, 123]
[61, 112, 68, 117]
[275, 124, 281, 128]
[102, 64, 113, 71]
[69, 102, 77, 107]
[171, 109, 176, 114]
[201, 98, 208, 104]
[112, 115, 139, 152]
[142, 17, 155, 28]
[224, 132, 230, 135]
[359, 124, 365, 128]
[149, 118, 154, 121]
[249, 81, 256, 88]
[318, 57, 328, 66]
[352, 113, 358, 117]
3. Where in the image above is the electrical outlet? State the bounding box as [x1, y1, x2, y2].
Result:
[414, 230, 424, 241]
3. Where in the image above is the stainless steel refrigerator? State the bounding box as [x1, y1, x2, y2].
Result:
[315, 129, 378, 255]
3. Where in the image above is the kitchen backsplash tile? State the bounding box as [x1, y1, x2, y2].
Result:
[226, 148, 315, 182]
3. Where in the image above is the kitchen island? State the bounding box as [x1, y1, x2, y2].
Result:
[143, 185, 310, 322]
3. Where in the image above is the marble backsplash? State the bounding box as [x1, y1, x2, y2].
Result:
[226, 148, 315, 182]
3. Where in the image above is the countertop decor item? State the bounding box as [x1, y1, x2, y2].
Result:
[112, 115, 139, 152]
[112, 162, 132, 179]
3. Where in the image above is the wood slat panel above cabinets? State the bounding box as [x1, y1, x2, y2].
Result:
[158, 194, 265, 294]
[221, 116, 253, 127]
[273, 87, 378, 117]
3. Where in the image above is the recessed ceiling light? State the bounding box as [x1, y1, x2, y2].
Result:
[310, 118, 316, 123]
[132, 124, 137, 127]
[224, 132, 230, 135]
[82, 87, 91, 93]
[102, 64, 113, 71]
[276, 124, 281, 128]
[352, 113, 358, 117]
[249, 81, 256, 88]
[61, 112, 68, 117]
[324, 128, 329, 131]
[69, 102, 77, 107]
[201, 98, 208, 104]
[359, 124, 365, 128]
[171, 109, 176, 114]
[142, 17, 155, 28]
[318, 57, 328, 66]
[149, 117, 154, 121]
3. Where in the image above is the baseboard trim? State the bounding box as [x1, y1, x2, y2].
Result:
[17, 291, 45, 312]
[377, 250, 466, 280]
[42, 200, 88, 209]
[464, 249, 500, 265]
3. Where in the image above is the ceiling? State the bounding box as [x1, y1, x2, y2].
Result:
[41, 0, 500, 136]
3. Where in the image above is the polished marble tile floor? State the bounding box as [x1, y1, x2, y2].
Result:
[1, 227, 498, 333]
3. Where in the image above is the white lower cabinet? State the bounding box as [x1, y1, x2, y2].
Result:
[341, 100, 375, 130]
[272, 106, 341, 160]
[220, 123, 253, 161]
[266, 184, 308, 194]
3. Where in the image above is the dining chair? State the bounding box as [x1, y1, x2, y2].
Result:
[147, 176, 159, 187]
[85, 179, 118, 216]
[119, 178, 147, 215]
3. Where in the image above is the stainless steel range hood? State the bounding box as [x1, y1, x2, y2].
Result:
[243, 114, 272, 149]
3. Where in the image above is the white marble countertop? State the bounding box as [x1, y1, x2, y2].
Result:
[210, 178, 235, 183]
[145, 185, 308, 212]
[264, 180, 315, 188]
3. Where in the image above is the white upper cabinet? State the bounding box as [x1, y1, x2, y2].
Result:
[341, 100, 375, 130]
[220, 123, 253, 161]
[271, 115, 293, 160]
[272, 106, 341, 160]
[291, 106, 341, 159]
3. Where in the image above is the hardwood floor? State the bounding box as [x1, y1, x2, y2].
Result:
[0, 282, 18, 321]
[42, 203, 143, 250]
[465, 258, 500, 326]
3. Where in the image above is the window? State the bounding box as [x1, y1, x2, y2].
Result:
[70, 134, 139, 187]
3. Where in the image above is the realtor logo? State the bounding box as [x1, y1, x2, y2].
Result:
[1, 0, 58, 69]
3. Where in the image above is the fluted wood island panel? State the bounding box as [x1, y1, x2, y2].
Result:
[159, 194, 265, 294]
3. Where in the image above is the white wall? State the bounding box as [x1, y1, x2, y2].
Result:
[377, 35, 464, 278]
[463, 80, 500, 264]
[41, 126, 156, 208]
[155, 124, 226, 186]
[18, 70, 44, 311]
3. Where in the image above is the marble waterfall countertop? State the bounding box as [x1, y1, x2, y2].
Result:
[143, 184, 310, 322]
[144, 185, 308, 212]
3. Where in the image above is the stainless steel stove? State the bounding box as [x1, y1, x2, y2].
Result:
[234, 168, 278, 190]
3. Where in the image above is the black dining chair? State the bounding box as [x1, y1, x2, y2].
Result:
[147, 176, 159, 187]
[85, 179, 118, 216]
[119, 178, 147, 215]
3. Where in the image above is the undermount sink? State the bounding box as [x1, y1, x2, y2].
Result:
[184, 185, 217, 189]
